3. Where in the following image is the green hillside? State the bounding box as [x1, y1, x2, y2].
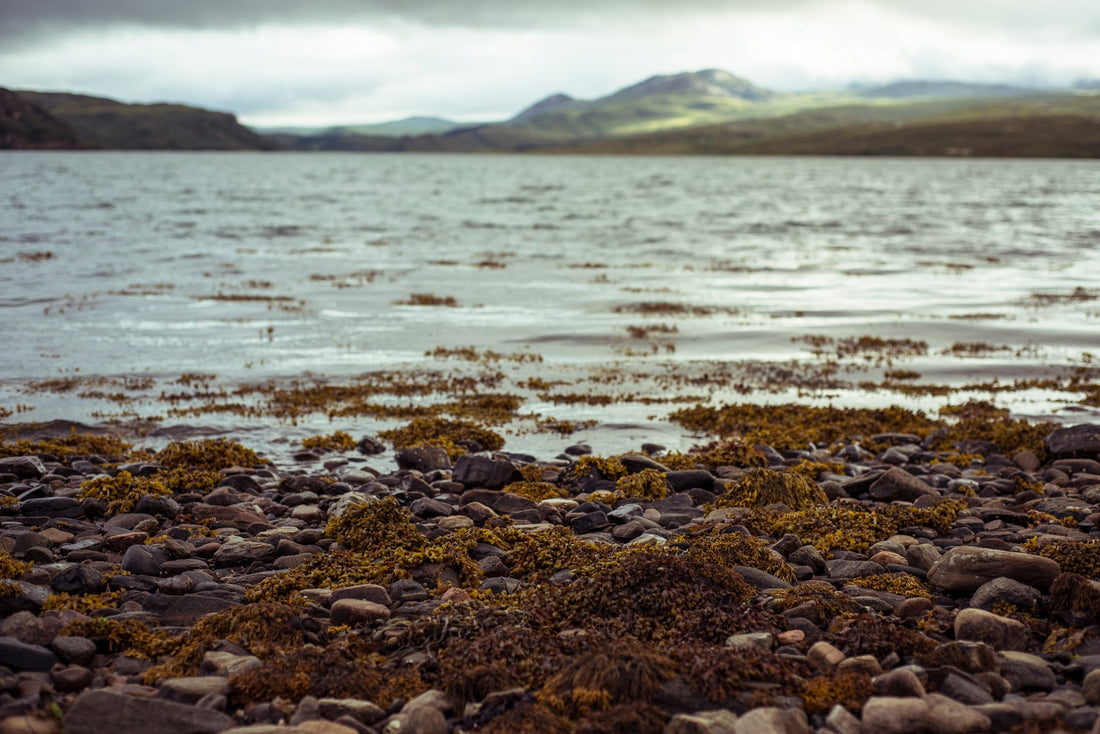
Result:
[18, 91, 274, 150]
[556, 95, 1100, 157]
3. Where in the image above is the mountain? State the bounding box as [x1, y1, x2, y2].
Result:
[17, 91, 274, 150]
[859, 80, 1042, 99]
[0, 88, 81, 149]
[602, 68, 774, 104]
[501, 68, 779, 139]
[511, 94, 579, 122]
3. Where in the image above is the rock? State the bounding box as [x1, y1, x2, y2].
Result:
[121, 544, 169, 575]
[570, 511, 609, 534]
[0, 581, 50, 615]
[329, 584, 391, 607]
[937, 671, 995, 705]
[409, 497, 453, 518]
[666, 710, 739, 734]
[969, 576, 1041, 613]
[452, 454, 519, 490]
[64, 689, 233, 734]
[159, 677, 231, 704]
[665, 470, 714, 492]
[998, 651, 1056, 691]
[212, 540, 277, 567]
[825, 704, 861, 734]
[924, 693, 992, 733]
[395, 446, 451, 473]
[201, 652, 263, 678]
[1051, 572, 1100, 627]
[789, 545, 826, 574]
[49, 564, 105, 595]
[330, 599, 390, 626]
[184, 505, 268, 530]
[869, 467, 938, 502]
[954, 608, 1030, 651]
[733, 707, 808, 734]
[858, 696, 928, 734]
[873, 668, 926, 698]
[825, 560, 883, 579]
[732, 566, 790, 590]
[398, 707, 446, 734]
[726, 632, 773, 652]
[1084, 668, 1100, 705]
[317, 698, 385, 725]
[51, 636, 97, 666]
[807, 641, 845, 672]
[140, 594, 239, 625]
[20, 497, 82, 518]
[1046, 423, 1100, 458]
[0, 637, 58, 672]
[0, 715, 61, 734]
[0, 456, 46, 479]
[618, 453, 669, 473]
[927, 546, 1060, 593]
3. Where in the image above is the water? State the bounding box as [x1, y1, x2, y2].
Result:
[2, 152, 1099, 461]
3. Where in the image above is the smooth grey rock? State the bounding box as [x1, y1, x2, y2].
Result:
[970, 576, 1042, 613]
[954, 608, 1030, 651]
[159, 677, 231, 704]
[0, 455, 47, 479]
[0, 579, 50, 614]
[330, 598, 390, 626]
[395, 446, 451, 473]
[0, 636, 58, 671]
[212, 540, 277, 567]
[858, 697, 929, 734]
[999, 651, 1056, 691]
[938, 671, 995, 705]
[65, 689, 233, 734]
[52, 635, 97, 666]
[869, 466, 938, 502]
[140, 593, 239, 625]
[452, 454, 518, 490]
[732, 566, 791, 590]
[924, 693, 992, 733]
[734, 707, 808, 734]
[927, 546, 1060, 593]
[1046, 424, 1100, 458]
[666, 710, 740, 734]
[329, 583, 391, 607]
[121, 544, 169, 576]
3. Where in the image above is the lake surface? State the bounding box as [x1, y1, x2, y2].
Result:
[2, 152, 1099, 461]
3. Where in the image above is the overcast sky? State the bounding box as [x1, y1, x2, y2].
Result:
[1, 0, 1098, 127]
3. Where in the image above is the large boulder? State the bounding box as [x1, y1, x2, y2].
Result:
[927, 546, 1060, 593]
[1045, 423, 1100, 458]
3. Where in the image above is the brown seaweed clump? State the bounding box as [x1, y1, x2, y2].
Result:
[661, 438, 767, 471]
[717, 468, 827, 510]
[527, 547, 776, 646]
[1032, 539, 1100, 579]
[615, 468, 669, 502]
[826, 613, 936, 661]
[801, 671, 874, 715]
[683, 529, 796, 583]
[380, 416, 505, 458]
[79, 471, 171, 515]
[771, 581, 864, 625]
[324, 497, 426, 553]
[156, 438, 262, 470]
[847, 573, 933, 599]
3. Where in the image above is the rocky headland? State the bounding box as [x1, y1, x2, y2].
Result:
[1, 413, 1100, 734]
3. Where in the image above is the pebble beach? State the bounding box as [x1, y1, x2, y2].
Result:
[2, 409, 1100, 734]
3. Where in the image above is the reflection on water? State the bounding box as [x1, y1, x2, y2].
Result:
[1, 152, 1098, 458]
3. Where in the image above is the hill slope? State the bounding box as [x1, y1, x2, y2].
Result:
[0, 88, 81, 149]
[18, 92, 273, 150]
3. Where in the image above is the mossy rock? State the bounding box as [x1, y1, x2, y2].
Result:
[79, 470, 171, 515]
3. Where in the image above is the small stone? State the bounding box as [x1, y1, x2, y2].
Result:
[733, 707, 807, 734]
[121, 544, 168, 576]
[399, 707, 446, 734]
[330, 583, 391, 607]
[0, 456, 46, 479]
[725, 632, 773, 652]
[395, 446, 451, 473]
[869, 467, 938, 502]
[452, 454, 518, 490]
[969, 577, 1042, 613]
[159, 677, 231, 704]
[825, 704, 861, 734]
[201, 652, 263, 678]
[873, 668, 926, 698]
[0, 715, 61, 734]
[330, 599, 391, 626]
[897, 596, 934, 620]
[1085, 669, 1100, 705]
[51, 636, 96, 666]
[50, 664, 94, 692]
[665, 710, 739, 734]
[924, 693, 992, 733]
[954, 608, 1030, 651]
[860, 696, 929, 734]
[837, 655, 881, 677]
[212, 540, 277, 567]
[807, 641, 845, 672]
[317, 698, 386, 725]
[776, 629, 805, 646]
[999, 651, 1056, 691]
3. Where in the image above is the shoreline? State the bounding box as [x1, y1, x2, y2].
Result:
[2, 408, 1100, 733]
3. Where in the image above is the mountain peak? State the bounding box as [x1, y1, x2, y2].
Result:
[512, 93, 578, 122]
[602, 69, 774, 103]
